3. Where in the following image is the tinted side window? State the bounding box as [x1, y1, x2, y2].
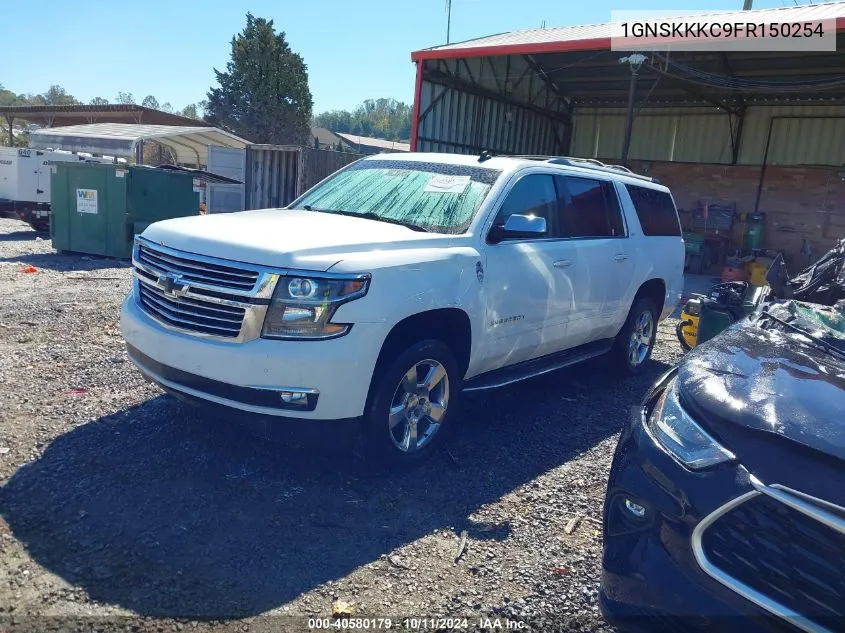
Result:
[555, 176, 623, 238]
[603, 182, 625, 237]
[625, 184, 681, 236]
[491, 174, 556, 238]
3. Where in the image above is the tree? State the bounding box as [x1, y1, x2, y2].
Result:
[25, 93, 48, 106]
[181, 103, 199, 119]
[314, 109, 354, 134]
[43, 85, 79, 105]
[1, 83, 86, 108]
[141, 95, 159, 109]
[143, 141, 176, 166]
[1, 131, 29, 148]
[116, 91, 135, 104]
[0, 84, 24, 106]
[205, 13, 313, 144]
[90, 96, 109, 105]
[314, 98, 412, 142]
[160, 102, 173, 113]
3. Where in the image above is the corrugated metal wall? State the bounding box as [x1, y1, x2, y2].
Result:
[246, 146, 301, 210]
[245, 146, 359, 210]
[572, 104, 845, 166]
[415, 51, 845, 167]
[417, 57, 569, 156]
[761, 113, 845, 166]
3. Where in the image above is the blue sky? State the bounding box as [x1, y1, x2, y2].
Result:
[5, 0, 802, 114]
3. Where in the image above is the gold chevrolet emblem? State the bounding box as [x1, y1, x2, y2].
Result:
[157, 272, 188, 298]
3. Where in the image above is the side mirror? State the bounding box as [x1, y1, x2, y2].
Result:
[489, 214, 547, 243]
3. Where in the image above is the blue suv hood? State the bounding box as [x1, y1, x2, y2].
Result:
[676, 302, 845, 504]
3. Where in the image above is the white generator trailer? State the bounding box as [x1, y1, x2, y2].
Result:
[0, 147, 121, 230]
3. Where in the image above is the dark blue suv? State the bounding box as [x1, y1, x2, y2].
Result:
[600, 299, 845, 633]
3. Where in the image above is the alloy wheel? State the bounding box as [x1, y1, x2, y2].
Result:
[388, 359, 450, 453]
[629, 310, 654, 366]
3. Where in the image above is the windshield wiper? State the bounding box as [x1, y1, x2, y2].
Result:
[758, 307, 845, 361]
[301, 205, 427, 232]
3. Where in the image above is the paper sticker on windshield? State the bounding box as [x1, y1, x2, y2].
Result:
[425, 174, 470, 194]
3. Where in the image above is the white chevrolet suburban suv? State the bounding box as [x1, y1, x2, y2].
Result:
[120, 152, 684, 466]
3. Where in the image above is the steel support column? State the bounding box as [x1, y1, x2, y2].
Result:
[621, 69, 638, 166]
[410, 60, 424, 151]
[731, 107, 746, 165]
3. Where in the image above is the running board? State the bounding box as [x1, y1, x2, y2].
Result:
[462, 338, 614, 393]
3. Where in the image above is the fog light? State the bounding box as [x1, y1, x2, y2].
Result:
[624, 498, 647, 518]
[280, 391, 307, 404]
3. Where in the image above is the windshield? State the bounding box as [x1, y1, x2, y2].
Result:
[758, 300, 845, 361]
[292, 159, 502, 234]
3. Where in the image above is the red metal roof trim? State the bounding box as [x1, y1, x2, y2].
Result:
[412, 15, 845, 61]
[412, 36, 611, 60]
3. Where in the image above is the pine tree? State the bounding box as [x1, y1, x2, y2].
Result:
[205, 13, 313, 145]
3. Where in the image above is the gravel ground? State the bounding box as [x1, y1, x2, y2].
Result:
[0, 217, 684, 632]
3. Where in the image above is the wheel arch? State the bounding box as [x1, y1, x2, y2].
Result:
[634, 278, 667, 318]
[366, 308, 472, 405]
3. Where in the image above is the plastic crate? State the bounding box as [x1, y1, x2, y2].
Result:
[683, 232, 704, 253]
[691, 202, 736, 232]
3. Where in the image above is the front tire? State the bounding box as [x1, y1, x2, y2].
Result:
[610, 297, 658, 376]
[364, 339, 461, 467]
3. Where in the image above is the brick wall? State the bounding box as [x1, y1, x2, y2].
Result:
[622, 160, 845, 267]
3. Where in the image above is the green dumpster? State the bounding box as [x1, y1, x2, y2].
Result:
[51, 163, 201, 258]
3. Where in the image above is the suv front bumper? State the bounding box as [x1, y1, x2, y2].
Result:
[120, 294, 386, 421]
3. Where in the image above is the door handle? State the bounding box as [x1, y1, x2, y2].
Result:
[614, 254, 629, 262]
[553, 259, 573, 268]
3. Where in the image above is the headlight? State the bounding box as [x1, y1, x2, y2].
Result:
[261, 274, 370, 340]
[646, 378, 735, 470]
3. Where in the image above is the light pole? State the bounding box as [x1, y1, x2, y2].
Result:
[446, 0, 452, 44]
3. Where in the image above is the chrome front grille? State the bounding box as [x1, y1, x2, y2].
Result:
[131, 239, 273, 341]
[695, 483, 845, 633]
[137, 243, 259, 292]
[137, 282, 245, 338]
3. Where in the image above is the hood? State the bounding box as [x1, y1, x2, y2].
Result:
[676, 306, 845, 503]
[140, 208, 451, 271]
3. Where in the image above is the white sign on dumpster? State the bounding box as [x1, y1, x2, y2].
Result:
[76, 188, 98, 214]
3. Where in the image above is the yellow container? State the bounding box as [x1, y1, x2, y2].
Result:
[678, 298, 701, 350]
[749, 263, 768, 287]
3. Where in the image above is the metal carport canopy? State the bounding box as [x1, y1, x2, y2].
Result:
[408, 3, 845, 153]
[27, 123, 250, 166]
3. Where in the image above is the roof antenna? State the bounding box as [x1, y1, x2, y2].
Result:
[478, 150, 494, 162]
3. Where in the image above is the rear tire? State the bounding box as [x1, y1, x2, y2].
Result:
[610, 297, 658, 376]
[363, 339, 461, 468]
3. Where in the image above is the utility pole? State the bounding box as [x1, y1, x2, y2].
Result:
[743, 0, 753, 9]
[619, 54, 646, 166]
[446, 0, 452, 43]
